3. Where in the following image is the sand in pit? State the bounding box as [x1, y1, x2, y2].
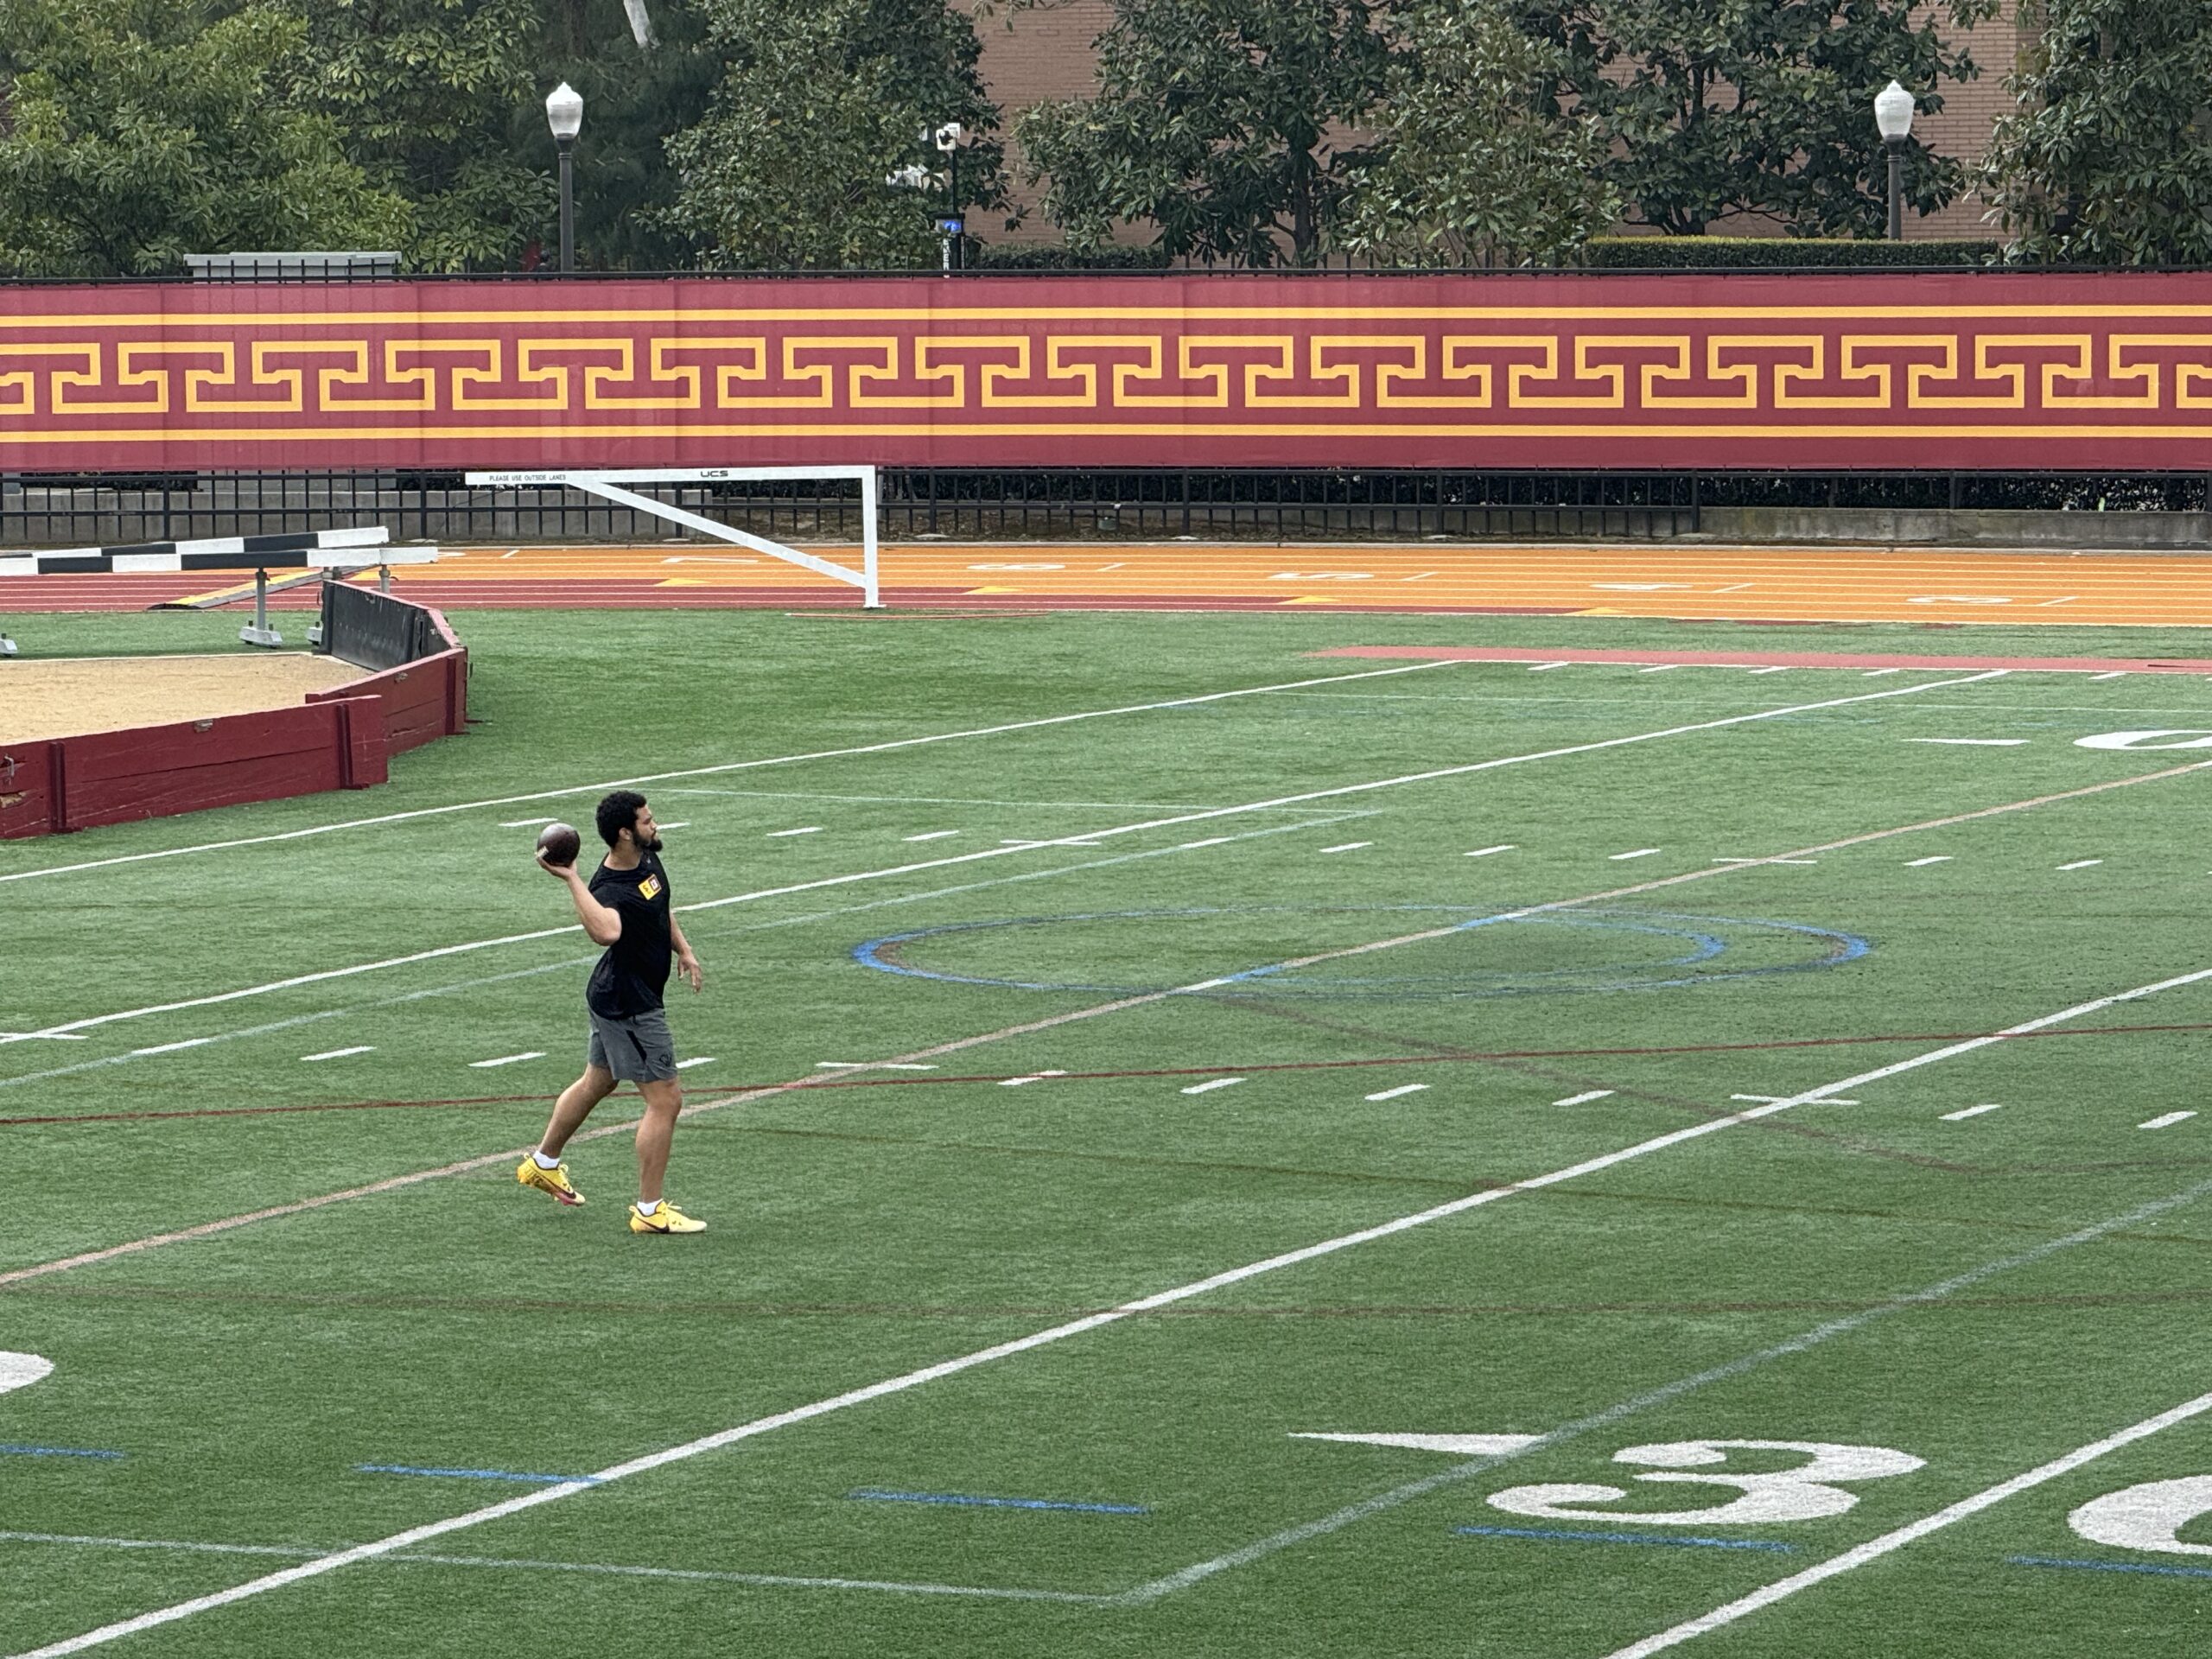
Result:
[0, 653, 372, 743]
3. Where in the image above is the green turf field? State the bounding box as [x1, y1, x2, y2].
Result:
[11, 605, 2212, 1657]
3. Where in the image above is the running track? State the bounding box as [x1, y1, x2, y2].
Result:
[9, 541, 2212, 626]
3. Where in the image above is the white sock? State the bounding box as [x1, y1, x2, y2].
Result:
[635, 1198, 660, 1216]
[532, 1150, 561, 1170]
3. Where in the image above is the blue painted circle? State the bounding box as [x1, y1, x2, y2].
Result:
[850, 905, 1869, 1001]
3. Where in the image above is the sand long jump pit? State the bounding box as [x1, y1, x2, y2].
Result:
[0, 652, 372, 743]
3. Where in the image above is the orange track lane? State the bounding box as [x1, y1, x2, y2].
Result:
[10, 541, 2212, 625]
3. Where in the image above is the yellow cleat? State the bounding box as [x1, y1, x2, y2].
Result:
[629, 1201, 706, 1235]
[517, 1156, 586, 1207]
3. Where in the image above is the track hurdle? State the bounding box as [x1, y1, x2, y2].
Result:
[0, 528, 440, 650]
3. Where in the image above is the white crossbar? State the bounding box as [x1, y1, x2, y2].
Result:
[467, 467, 879, 607]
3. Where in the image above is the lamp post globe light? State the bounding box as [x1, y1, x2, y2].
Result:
[546, 81, 584, 272]
[1874, 79, 1914, 242]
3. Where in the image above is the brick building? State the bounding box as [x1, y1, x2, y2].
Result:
[966, 1, 2021, 247]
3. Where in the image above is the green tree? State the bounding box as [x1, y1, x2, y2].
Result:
[0, 0, 406, 276]
[1339, 0, 1618, 265]
[537, 0, 721, 270]
[1014, 0, 1392, 265]
[1982, 0, 2212, 264]
[290, 0, 553, 270]
[1536, 0, 1998, 237]
[660, 0, 1005, 269]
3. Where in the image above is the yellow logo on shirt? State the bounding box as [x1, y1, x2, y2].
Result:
[639, 876, 663, 900]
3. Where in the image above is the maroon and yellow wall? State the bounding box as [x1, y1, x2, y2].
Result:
[3, 272, 2208, 474]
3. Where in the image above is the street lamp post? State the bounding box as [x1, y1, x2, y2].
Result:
[1874, 79, 1914, 242]
[545, 81, 584, 273]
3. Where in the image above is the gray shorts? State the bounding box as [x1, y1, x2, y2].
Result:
[586, 1006, 678, 1084]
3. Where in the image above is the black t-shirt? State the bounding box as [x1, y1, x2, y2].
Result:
[585, 851, 672, 1017]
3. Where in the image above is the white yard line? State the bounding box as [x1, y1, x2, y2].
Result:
[1940, 1104, 2003, 1121]
[0, 819, 1363, 1098]
[1610, 849, 1662, 861]
[300, 1047, 374, 1064]
[766, 827, 823, 838]
[2056, 859, 2103, 870]
[0, 1532, 1107, 1605]
[1601, 1386, 2212, 1659]
[1179, 1077, 1244, 1096]
[1, 672, 2005, 1052]
[1554, 1090, 1615, 1106]
[1318, 842, 1372, 854]
[2140, 1111, 2196, 1129]
[1906, 855, 1954, 866]
[467, 1052, 546, 1069]
[1121, 1170, 2212, 1609]
[1363, 1084, 1428, 1102]
[0, 661, 1467, 887]
[1906, 738, 2029, 747]
[902, 831, 961, 842]
[32, 962, 2212, 1656]
[1464, 845, 1516, 858]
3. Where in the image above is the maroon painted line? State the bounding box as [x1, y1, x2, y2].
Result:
[10, 1020, 2208, 1130]
[1312, 643, 2212, 674]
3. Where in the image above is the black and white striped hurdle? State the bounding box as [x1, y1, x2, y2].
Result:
[0, 527, 438, 651]
[0, 527, 440, 579]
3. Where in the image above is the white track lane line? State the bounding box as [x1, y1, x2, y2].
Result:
[1601, 1387, 2212, 1659]
[26, 959, 2212, 1657]
[0, 672, 2004, 1051]
[0, 661, 1466, 887]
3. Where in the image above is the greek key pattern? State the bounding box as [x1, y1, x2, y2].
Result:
[8, 276, 2212, 468]
[9, 327, 2212, 423]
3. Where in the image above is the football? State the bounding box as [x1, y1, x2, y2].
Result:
[536, 821, 582, 867]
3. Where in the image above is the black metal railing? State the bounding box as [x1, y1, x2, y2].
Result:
[3, 467, 2208, 549]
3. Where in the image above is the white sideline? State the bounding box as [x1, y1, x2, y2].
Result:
[1602, 1387, 2212, 1658]
[0, 671, 2004, 1049]
[19, 957, 2212, 1657]
[0, 661, 1463, 887]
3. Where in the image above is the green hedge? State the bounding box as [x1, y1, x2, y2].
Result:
[970, 242, 1174, 270]
[1580, 236, 2003, 268]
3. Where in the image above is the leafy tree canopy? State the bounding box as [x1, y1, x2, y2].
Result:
[1537, 0, 1999, 237]
[0, 0, 407, 276]
[1014, 0, 1392, 265]
[1982, 0, 2212, 264]
[660, 0, 1004, 269]
[291, 0, 553, 270]
[1339, 0, 1618, 265]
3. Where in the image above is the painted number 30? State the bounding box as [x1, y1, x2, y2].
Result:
[1489, 1440, 1925, 1526]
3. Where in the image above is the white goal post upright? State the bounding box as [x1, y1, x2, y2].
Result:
[467, 465, 880, 608]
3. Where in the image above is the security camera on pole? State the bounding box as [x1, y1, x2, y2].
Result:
[1874, 79, 1914, 242]
[934, 121, 966, 272]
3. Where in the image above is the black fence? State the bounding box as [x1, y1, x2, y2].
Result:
[4, 467, 2210, 549]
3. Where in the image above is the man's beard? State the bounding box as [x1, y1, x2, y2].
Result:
[638, 833, 664, 853]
